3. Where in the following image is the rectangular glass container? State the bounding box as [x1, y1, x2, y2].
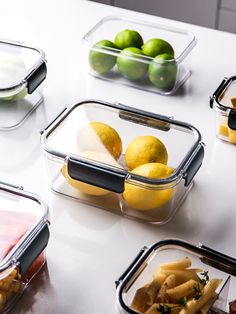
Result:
[0, 182, 50, 313]
[210, 76, 236, 144]
[40, 99, 204, 224]
[0, 38, 47, 131]
[82, 16, 196, 95]
[116, 239, 236, 314]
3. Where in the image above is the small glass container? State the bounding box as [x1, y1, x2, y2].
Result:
[40, 99, 204, 224]
[210, 76, 236, 144]
[0, 38, 47, 131]
[0, 181, 50, 313]
[116, 239, 236, 314]
[82, 16, 196, 95]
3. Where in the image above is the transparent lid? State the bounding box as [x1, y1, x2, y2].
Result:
[0, 38, 46, 131]
[0, 182, 48, 273]
[41, 100, 203, 188]
[82, 15, 196, 64]
[116, 239, 236, 314]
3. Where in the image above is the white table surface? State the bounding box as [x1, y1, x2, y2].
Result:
[1, 0, 236, 313]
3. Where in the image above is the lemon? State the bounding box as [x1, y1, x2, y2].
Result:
[123, 162, 174, 210]
[229, 129, 236, 144]
[148, 53, 177, 91]
[61, 150, 120, 196]
[116, 47, 148, 80]
[125, 135, 168, 170]
[89, 40, 118, 74]
[142, 38, 174, 58]
[77, 122, 122, 160]
[114, 29, 143, 49]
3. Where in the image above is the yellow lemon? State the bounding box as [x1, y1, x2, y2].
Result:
[77, 122, 122, 160]
[61, 151, 120, 196]
[123, 162, 174, 210]
[125, 135, 168, 170]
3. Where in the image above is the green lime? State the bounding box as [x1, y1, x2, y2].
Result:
[142, 38, 174, 57]
[114, 29, 143, 49]
[148, 53, 177, 91]
[117, 47, 148, 80]
[89, 40, 118, 74]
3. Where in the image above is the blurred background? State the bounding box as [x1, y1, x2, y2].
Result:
[88, 0, 236, 33]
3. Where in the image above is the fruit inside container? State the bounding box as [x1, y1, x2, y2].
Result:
[0, 209, 45, 312]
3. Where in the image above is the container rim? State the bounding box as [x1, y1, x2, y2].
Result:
[82, 15, 197, 64]
[0, 38, 46, 92]
[40, 99, 203, 186]
[0, 181, 49, 273]
[116, 238, 236, 314]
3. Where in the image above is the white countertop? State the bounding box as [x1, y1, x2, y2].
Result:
[1, 0, 236, 313]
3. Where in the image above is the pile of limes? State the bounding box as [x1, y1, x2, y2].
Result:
[89, 29, 177, 91]
[61, 121, 175, 211]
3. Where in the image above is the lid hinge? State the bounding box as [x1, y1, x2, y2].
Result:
[228, 110, 236, 130]
[67, 157, 126, 193]
[183, 143, 204, 186]
[26, 61, 47, 94]
[18, 223, 50, 275]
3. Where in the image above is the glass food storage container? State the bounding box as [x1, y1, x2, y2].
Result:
[0, 181, 50, 313]
[0, 38, 47, 131]
[116, 238, 236, 314]
[82, 16, 196, 95]
[40, 99, 204, 224]
[210, 76, 236, 144]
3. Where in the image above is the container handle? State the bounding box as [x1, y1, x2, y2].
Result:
[18, 223, 50, 275]
[183, 143, 204, 186]
[115, 246, 148, 288]
[209, 77, 228, 108]
[228, 110, 236, 130]
[67, 157, 126, 193]
[26, 61, 47, 94]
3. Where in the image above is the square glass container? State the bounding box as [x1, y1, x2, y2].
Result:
[40, 99, 204, 224]
[0, 181, 50, 313]
[82, 16, 196, 95]
[210, 76, 236, 144]
[116, 239, 236, 314]
[0, 38, 47, 131]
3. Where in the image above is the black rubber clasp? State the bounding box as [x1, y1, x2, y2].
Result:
[67, 157, 126, 193]
[18, 223, 50, 275]
[228, 110, 236, 130]
[184, 144, 204, 187]
[27, 62, 47, 94]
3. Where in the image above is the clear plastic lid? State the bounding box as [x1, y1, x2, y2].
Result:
[0, 38, 47, 131]
[41, 100, 204, 190]
[0, 181, 49, 273]
[116, 239, 236, 314]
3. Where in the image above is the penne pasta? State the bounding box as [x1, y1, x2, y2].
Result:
[131, 257, 223, 314]
[166, 279, 199, 300]
[159, 257, 192, 271]
[179, 279, 222, 314]
[157, 274, 176, 303]
[157, 269, 200, 286]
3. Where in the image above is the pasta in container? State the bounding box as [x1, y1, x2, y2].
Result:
[116, 239, 236, 314]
